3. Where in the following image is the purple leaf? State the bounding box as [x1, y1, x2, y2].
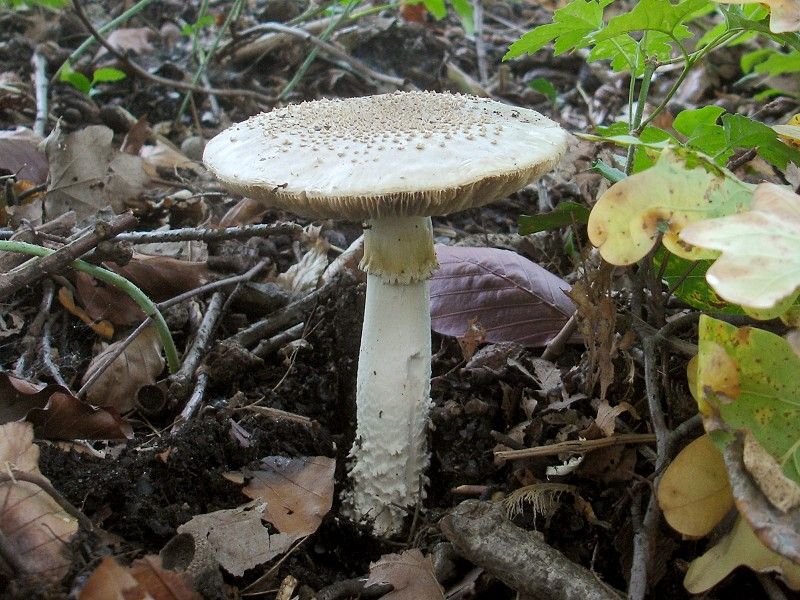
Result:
[430, 245, 575, 347]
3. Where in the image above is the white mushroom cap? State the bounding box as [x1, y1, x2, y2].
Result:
[203, 91, 568, 220]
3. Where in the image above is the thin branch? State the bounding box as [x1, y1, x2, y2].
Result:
[15, 279, 55, 376]
[70, 0, 272, 105]
[494, 433, 657, 462]
[113, 222, 302, 245]
[0, 470, 93, 531]
[170, 371, 209, 434]
[31, 49, 49, 137]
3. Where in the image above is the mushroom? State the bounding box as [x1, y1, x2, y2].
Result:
[203, 91, 568, 534]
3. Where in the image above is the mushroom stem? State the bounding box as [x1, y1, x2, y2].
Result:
[346, 215, 435, 534]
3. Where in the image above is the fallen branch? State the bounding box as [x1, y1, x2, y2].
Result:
[440, 500, 622, 600]
[494, 433, 657, 462]
[114, 222, 302, 245]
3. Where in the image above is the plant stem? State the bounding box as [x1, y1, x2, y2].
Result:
[625, 61, 657, 175]
[0, 241, 179, 373]
[56, 0, 157, 81]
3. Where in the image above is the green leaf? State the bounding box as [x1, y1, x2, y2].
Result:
[722, 114, 800, 169]
[674, 106, 726, 136]
[528, 77, 558, 103]
[59, 64, 91, 95]
[504, 0, 606, 60]
[695, 316, 800, 484]
[654, 250, 744, 314]
[91, 67, 127, 85]
[753, 50, 800, 76]
[592, 0, 711, 42]
[422, 0, 447, 19]
[451, 0, 475, 34]
[518, 201, 590, 234]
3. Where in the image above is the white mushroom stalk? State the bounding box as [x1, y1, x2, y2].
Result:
[347, 216, 437, 533]
[201, 91, 569, 534]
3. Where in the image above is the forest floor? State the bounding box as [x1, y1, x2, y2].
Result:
[0, 0, 797, 599]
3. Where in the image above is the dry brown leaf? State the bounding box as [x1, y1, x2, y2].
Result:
[58, 286, 115, 338]
[129, 555, 203, 600]
[743, 430, 800, 513]
[237, 455, 335, 536]
[43, 125, 150, 222]
[276, 226, 330, 296]
[0, 134, 48, 183]
[75, 254, 211, 326]
[82, 325, 165, 412]
[366, 549, 444, 600]
[177, 500, 301, 577]
[140, 141, 203, 175]
[218, 198, 267, 228]
[0, 422, 78, 582]
[594, 400, 636, 437]
[79, 556, 154, 600]
[103, 27, 156, 55]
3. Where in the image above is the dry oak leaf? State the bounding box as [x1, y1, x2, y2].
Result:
[680, 183, 800, 317]
[0, 422, 78, 582]
[684, 516, 800, 593]
[81, 325, 165, 412]
[177, 500, 301, 577]
[236, 455, 335, 536]
[714, 0, 800, 33]
[743, 430, 800, 513]
[657, 433, 734, 538]
[366, 549, 444, 600]
[0, 371, 132, 440]
[43, 125, 150, 222]
[79, 554, 201, 600]
[587, 151, 753, 265]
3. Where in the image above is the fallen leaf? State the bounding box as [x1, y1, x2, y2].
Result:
[366, 549, 444, 600]
[43, 125, 150, 222]
[140, 141, 203, 175]
[0, 134, 48, 183]
[0, 422, 78, 582]
[236, 455, 335, 536]
[79, 554, 201, 600]
[82, 325, 165, 412]
[743, 430, 800, 513]
[58, 286, 115, 338]
[657, 434, 734, 538]
[587, 151, 753, 265]
[177, 501, 301, 577]
[0, 373, 132, 440]
[430, 245, 574, 347]
[684, 517, 800, 593]
[75, 254, 211, 326]
[103, 27, 156, 55]
[218, 198, 267, 227]
[680, 183, 800, 318]
[276, 226, 330, 296]
[713, 0, 800, 33]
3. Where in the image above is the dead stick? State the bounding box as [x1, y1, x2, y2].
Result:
[494, 433, 657, 461]
[15, 279, 55, 375]
[171, 371, 209, 434]
[0, 212, 137, 301]
[70, 0, 272, 105]
[441, 500, 622, 600]
[0, 470, 93, 531]
[114, 222, 302, 245]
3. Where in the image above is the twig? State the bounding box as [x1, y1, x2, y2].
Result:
[41, 313, 68, 388]
[0, 240, 179, 373]
[70, 0, 272, 105]
[541, 312, 578, 361]
[252, 322, 304, 358]
[0, 213, 137, 301]
[0, 470, 93, 531]
[250, 21, 408, 94]
[31, 49, 49, 137]
[170, 371, 209, 434]
[114, 222, 301, 245]
[169, 291, 226, 401]
[471, 0, 488, 85]
[494, 433, 657, 462]
[240, 404, 313, 426]
[316, 579, 394, 600]
[231, 279, 336, 348]
[15, 279, 55, 376]
[78, 260, 270, 399]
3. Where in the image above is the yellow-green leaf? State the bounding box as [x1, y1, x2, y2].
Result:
[696, 315, 800, 484]
[587, 151, 753, 265]
[657, 434, 734, 538]
[684, 516, 800, 593]
[714, 0, 800, 33]
[680, 183, 800, 317]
